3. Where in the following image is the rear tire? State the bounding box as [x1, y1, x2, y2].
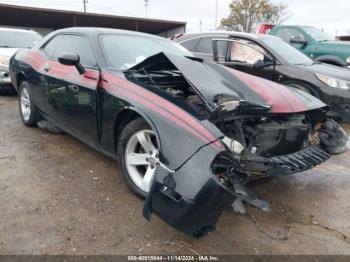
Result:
[0, 84, 16, 95]
[19, 81, 40, 126]
[117, 118, 159, 199]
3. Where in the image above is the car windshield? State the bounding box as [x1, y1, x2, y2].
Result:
[260, 37, 314, 66]
[302, 26, 332, 41]
[100, 34, 193, 70]
[0, 30, 41, 48]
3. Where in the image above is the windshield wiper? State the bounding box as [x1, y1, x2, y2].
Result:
[0, 45, 10, 48]
[294, 63, 315, 66]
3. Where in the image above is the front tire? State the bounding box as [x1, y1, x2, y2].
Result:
[117, 118, 159, 199]
[19, 81, 40, 126]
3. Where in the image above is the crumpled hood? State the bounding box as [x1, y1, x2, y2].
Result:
[0, 48, 19, 58]
[127, 52, 326, 114]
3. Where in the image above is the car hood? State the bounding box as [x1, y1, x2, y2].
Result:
[320, 40, 350, 47]
[0, 48, 20, 58]
[127, 52, 326, 114]
[298, 63, 350, 81]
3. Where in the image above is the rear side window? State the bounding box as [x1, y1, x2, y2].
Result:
[197, 37, 213, 54]
[42, 35, 63, 58]
[181, 38, 200, 52]
[53, 35, 97, 68]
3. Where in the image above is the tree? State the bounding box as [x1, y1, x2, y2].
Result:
[263, 3, 290, 25]
[219, 0, 290, 33]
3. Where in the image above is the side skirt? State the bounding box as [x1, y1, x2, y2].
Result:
[39, 112, 118, 162]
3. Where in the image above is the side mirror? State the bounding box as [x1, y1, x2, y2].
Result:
[290, 38, 308, 45]
[253, 58, 275, 69]
[253, 59, 265, 69]
[58, 52, 85, 74]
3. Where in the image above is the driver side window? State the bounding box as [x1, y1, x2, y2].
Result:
[42, 35, 64, 59]
[229, 41, 264, 64]
[53, 35, 97, 68]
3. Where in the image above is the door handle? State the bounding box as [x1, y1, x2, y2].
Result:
[43, 65, 51, 72]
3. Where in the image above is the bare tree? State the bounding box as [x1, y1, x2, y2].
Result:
[263, 3, 291, 25]
[220, 0, 291, 33]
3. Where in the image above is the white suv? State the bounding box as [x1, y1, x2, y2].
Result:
[0, 27, 41, 95]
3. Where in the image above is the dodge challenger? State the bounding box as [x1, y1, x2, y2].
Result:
[9, 28, 350, 237]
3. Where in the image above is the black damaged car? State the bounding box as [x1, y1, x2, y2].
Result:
[9, 28, 350, 237]
[173, 31, 350, 123]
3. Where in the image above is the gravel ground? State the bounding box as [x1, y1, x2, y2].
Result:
[1, 95, 350, 255]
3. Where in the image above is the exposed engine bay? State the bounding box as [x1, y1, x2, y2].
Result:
[125, 52, 350, 237]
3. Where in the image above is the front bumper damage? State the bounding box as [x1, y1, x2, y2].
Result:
[143, 144, 331, 238]
[238, 146, 330, 180]
[143, 144, 235, 238]
[144, 120, 350, 238]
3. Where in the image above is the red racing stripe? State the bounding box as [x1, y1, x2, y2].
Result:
[228, 69, 307, 113]
[101, 72, 223, 151]
[20, 50, 223, 151]
[23, 51, 98, 90]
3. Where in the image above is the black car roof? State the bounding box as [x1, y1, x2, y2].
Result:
[52, 27, 165, 39]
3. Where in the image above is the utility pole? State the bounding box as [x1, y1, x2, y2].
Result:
[144, 0, 150, 17]
[83, 0, 88, 13]
[214, 0, 218, 29]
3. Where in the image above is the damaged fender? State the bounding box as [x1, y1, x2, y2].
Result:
[143, 142, 234, 238]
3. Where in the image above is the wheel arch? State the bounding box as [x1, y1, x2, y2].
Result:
[281, 79, 322, 99]
[113, 106, 161, 155]
[16, 71, 28, 91]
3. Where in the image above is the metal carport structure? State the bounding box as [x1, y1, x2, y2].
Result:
[0, 3, 186, 37]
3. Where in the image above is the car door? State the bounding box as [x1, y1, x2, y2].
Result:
[35, 34, 64, 113]
[213, 38, 276, 80]
[42, 34, 100, 144]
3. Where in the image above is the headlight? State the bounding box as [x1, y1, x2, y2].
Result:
[0, 55, 10, 65]
[315, 73, 350, 90]
[346, 56, 350, 64]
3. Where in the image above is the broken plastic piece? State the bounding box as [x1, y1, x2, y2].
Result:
[232, 199, 246, 214]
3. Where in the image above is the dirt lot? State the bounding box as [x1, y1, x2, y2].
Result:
[1, 95, 350, 255]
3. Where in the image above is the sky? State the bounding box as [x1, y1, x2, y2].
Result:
[0, 0, 349, 36]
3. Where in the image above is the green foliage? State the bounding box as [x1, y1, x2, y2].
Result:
[220, 0, 290, 33]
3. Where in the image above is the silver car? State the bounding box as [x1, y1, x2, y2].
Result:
[0, 27, 41, 95]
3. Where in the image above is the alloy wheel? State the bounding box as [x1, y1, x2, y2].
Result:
[20, 87, 31, 122]
[125, 129, 159, 193]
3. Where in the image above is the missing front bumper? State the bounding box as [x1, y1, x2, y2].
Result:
[144, 178, 234, 238]
[236, 146, 330, 180]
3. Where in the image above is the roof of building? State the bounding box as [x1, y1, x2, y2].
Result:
[0, 3, 186, 35]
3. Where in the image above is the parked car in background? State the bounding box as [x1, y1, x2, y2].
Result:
[173, 31, 350, 123]
[10, 27, 349, 237]
[0, 27, 41, 95]
[259, 24, 350, 68]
